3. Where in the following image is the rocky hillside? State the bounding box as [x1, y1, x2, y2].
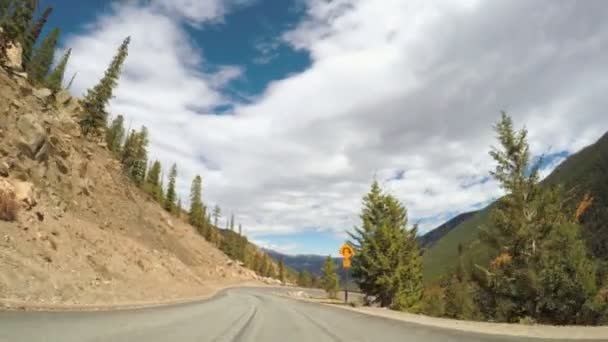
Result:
[0, 68, 262, 306]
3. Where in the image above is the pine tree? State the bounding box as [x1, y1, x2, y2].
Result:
[349, 180, 423, 311]
[441, 243, 479, 319]
[26, 27, 58, 84]
[0, 0, 13, 21]
[131, 127, 148, 185]
[22, 6, 52, 66]
[176, 197, 182, 218]
[120, 127, 148, 185]
[311, 274, 320, 288]
[189, 175, 205, 231]
[164, 163, 177, 213]
[45, 47, 70, 92]
[321, 256, 339, 298]
[278, 259, 285, 283]
[298, 270, 312, 287]
[105, 114, 125, 153]
[475, 113, 599, 324]
[66, 71, 77, 90]
[144, 160, 162, 200]
[157, 173, 165, 203]
[3, 0, 35, 47]
[212, 205, 221, 227]
[80, 36, 130, 137]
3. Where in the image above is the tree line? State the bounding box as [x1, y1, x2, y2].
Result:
[345, 112, 608, 325]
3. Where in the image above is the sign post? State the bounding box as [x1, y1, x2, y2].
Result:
[339, 243, 354, 304]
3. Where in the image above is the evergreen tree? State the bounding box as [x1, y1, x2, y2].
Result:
[26, 27, 58, 84]
[311, 274, 321, 288]
[22, 6, 52, 66]
[158, 172, 165, 202]
[298, 269, 312, 287]
[164, 163, 177, 213]
[229, 213, 235, 231]
[349, 180, 423, 311]
[66, 71, 77, 90]
[131, 127, 148, 185]
[278, 259, 285, 283]
[321, 256, 339, 299]
[3, 0, 35, 47]
[144, 160, 163, 200]
[45, 47, 70, 92]
[105, 114, 125, 153]
[475, 113, 599, 324]
[80, 36, 130, 137]
[0, 0, 13, 21]
[177, 197, 182, 218]
[189, 175, 205, 231]
[120, 126, 148, 185]
[212, 205, 221, 227]
[440, 243, 479, 319]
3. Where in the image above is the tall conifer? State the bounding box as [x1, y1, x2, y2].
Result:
[349, 180, 423, 310]
[164, 163, 177, 212]
[80, 36, 130, 136]
[27, 27, 58, 84]
[45, 47, 70, 92]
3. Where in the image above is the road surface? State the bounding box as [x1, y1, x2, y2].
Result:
[0, 287, 596, 341]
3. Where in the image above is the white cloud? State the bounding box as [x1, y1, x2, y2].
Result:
[64, 0, 608, 247]
[151, 0, 255, 25]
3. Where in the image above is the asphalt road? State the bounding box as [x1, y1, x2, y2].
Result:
[0, 287, 595, 342]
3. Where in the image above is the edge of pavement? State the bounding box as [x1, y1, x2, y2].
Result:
[0, 281, 267, 312]
[279, 293, 608, 340]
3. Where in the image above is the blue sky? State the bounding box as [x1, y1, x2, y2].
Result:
[34, 0, 608, 255]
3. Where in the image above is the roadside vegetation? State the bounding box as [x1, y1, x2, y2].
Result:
[346, 113, 608, 325]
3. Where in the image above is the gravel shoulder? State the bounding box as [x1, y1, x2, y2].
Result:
[330, 304, 608, 340]
[281, 289, 608, 340]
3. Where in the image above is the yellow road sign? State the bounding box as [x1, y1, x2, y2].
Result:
[342, 258, 351, 268]
[339, 243, 354, 259]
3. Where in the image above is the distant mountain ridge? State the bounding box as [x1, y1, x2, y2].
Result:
[418, 211, 478, 248]
[264, 249, 341, 275]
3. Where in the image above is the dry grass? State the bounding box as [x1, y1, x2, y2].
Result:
[0, 189, 18, 221]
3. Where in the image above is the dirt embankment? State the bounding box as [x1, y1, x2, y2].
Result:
[0, 68, 259, 307]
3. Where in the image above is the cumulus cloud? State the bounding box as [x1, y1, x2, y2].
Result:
[64, 0, 608, 248]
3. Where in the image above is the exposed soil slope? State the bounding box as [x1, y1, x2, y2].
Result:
[0, 69, 259, 306]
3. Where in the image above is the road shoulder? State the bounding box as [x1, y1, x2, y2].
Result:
[0, 281, 266, 312]
[280, 292, 608, 340]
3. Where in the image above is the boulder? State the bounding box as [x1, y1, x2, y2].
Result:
[16, 114, 47, 159]
[12, 180, 35, 209]
[50, 136, 70, 158]
[0, 162, 8, 177]
[33, 88, 52, 100]
[0, 178, 14, 195]
[78, 178, 94, 196]
[10, 98, 23, 109]
[4, 41, 23, 70]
